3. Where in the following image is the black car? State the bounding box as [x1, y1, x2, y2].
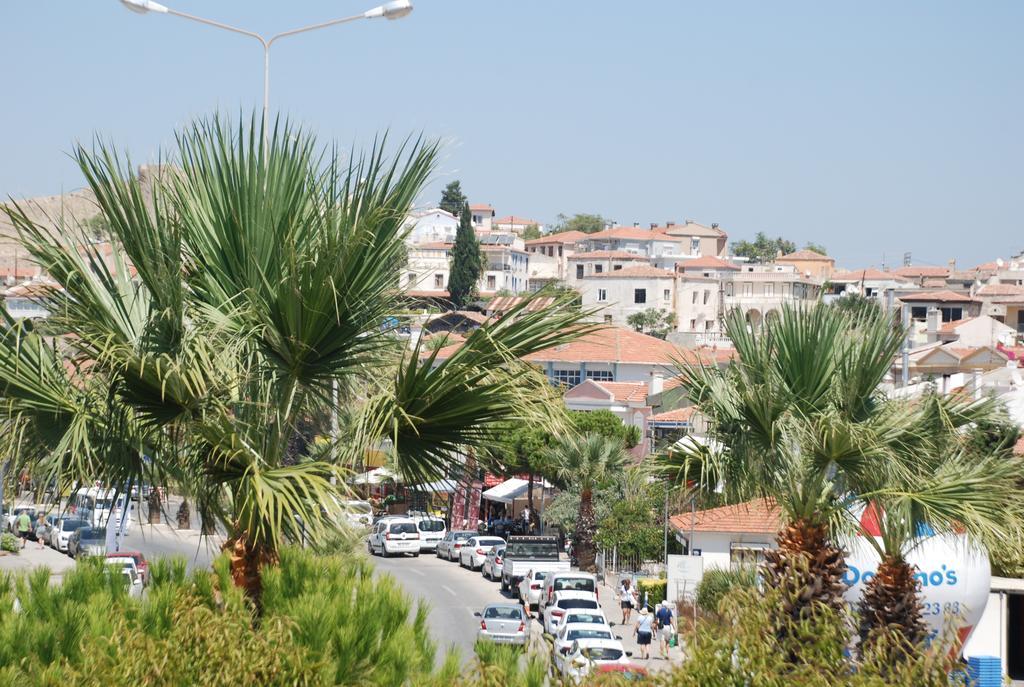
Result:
[67, 526, 106, 558]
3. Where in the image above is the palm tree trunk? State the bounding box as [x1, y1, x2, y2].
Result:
[858, 555, 927, 661]
[223, 531, 278, 612]
[575, 487, 597, 572]
[762, 517, 848, 623]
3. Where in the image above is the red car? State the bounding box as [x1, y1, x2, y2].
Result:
[106, 551, 149, 585]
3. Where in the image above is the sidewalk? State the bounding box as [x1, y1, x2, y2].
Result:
[0, 542, 75, 584]
[595, 577, 685, 672]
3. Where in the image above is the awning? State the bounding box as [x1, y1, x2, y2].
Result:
[408, 479, 458, 494]
[481, 478, 551, 504]
[350, 467, 400, 485]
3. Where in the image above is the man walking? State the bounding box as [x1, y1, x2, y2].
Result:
[655, 602, 675, 660]
[15, 510, 32, 549]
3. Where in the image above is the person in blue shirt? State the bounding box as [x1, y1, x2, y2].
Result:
[655, 602, 675, 659]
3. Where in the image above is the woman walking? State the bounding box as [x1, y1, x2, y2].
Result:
[619, 578, 636, 624]
[634, 606, 654, 660]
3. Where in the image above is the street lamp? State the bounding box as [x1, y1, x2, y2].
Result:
[119, 0, 413, 148]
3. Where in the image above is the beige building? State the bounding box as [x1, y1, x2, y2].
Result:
[524, 230, 587, 283]
[776, 249, 835, 281]
[722, 264, 823, 328]
[577, 266, 677, 326]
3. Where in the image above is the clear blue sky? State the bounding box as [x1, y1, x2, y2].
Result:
[2, 1, 1022, 268]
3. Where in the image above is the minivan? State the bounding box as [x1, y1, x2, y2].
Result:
[367, 517, 420, 557]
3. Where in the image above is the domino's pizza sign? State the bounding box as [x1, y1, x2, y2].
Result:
[841, 506, 991, 645]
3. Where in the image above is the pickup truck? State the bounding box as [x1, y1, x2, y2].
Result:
[500, 535, 570, 593]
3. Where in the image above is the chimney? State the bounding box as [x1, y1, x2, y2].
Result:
[666, 221, 675, 228]
[649, 223, 658, 230]
[648, 372, 664, 397]
[948, 259, 956, 272]
[926, 307, 942, 343]
[633, 221, 640, 228]
[972, 368, 983, 400]
[711, 223, 719, 229]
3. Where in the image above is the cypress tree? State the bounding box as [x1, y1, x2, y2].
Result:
[448, 202, 482, 308]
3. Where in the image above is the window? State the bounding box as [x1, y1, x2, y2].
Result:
[703, 290, 710, 305]
[406, 273, 415, 287]
[742, 282, 753, 297]
[487, 275, 496, 290]
[663, 289, 671, 301]
[552, 369, 581, 387]
[706, 320, 714, 331]
[765, 283, 774, 297]
[558, 246, 563, 257]
[910, 306, 927, 321]
[692, 291, 698, 304]
[586, 370, 614, 382]
[725, 283, 734, 297]
[603, 314, 613, 324]
[634, 288, 647, 304]
[690, 237, 701, 254]
[433, 274, 444, 288]
[576, 264, 584, 279]
[730, 543, 769, 570]
[548, 246, 555, 257]
[594, 264, 603, 274]
[939, 306, 963, 322]
[597, 289, 607, 302]
[613, 264, 622, 271]
[690, 319, 697, 330]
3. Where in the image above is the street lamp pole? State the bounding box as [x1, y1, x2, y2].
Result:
[119, 0, 414, 151]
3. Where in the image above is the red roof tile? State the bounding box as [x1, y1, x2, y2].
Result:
[898, 289, 975, 303]
[831, 268, 900, 281]
[584, 227, 687, 242]
[526, 230, 588, 246]
[649, 406, 696, 423]
[469, 204, 494, 212]
[976, 283, 1024, 297]
[939, 317, 977, 333]
[594, 381, 648, 403]
[679, 256, 740, 271]
[494, 215, 539, 226]
[779, 249, 832, 261]
[669, 498, 781, 535]
[407, 290, 450, 298]
[524, 327, 704, 365]
[485, 295, 556, 313]
[894, 266, 950, 278]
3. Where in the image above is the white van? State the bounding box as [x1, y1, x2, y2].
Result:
[367, 517, 420, 557]
[414, 517, 446, 552]
[539, 572, 598, 615]
[68, 488, 132, 531]
[341, 500, 373, 528]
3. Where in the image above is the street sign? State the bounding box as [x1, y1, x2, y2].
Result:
[666, 554, 704, 602]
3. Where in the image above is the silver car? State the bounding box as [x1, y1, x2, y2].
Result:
[476, 603, 529, 646]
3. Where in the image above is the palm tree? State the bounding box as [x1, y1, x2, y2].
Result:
[853, 394, 1024, 657]
[546, 433, 627, 572]
[0, 116, 599, 605]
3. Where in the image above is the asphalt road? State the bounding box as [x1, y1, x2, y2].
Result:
[371, 548, 544, 662]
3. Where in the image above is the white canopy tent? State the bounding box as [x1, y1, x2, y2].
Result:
[350, 467, 401, 485]
[407, 479, 458, 494]
[481, 478, 552, 504]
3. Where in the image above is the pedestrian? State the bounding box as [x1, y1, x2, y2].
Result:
[15, 510, 32, 549]
[655, 602, 675, 659]
[619, 578, 635, 624]
[634, 606, 654, 660]
[35, 514, 47, 550]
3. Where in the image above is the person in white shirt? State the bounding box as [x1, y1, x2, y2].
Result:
[619, 578, 636, 624]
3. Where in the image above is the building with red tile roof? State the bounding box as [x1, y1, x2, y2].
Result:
[526, 230, 587, 246]
[669, 498, 781, 535]
[898, 289, 976, 303]
[592, 266, 676, 279]
[678, 255, 740, 272]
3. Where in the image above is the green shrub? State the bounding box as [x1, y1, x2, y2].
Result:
[695, 566, 758, 615]
[0, 534, 17, 553]
[636, 578, 667, 609]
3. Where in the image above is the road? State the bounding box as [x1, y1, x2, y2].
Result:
[372, 548, 545, 661]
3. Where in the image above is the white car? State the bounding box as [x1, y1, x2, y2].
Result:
[560, 638, 631, 684]
[551, 609, 608, 636]
[543, 591, 601, 635]
[475, 603, 529, 646]
[459, 536, 505, 571]
[517, 570, 549, 609]
[367, 518, 421, 557]
[50, 517, 88, 552]
[539, 572, 598, 615]
[436, 530, 476, 561]
[553, 623, 615, 673]
[414, 517, 446, 552]
[104, 562, 144, 598]
[481, 546, 505, 581]
[341, 500, 373, 528]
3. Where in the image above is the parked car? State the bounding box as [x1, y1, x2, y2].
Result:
[436, 530, 475, 561]
[539, 572, 598, 616]
[551, 610, 608, 636]
[481, 546, 505, 581]
[543, 591, 601, 635]
[50, 517, 87, 552]
[553, 623, 616, 673]
[500, 535, 568, 593]
[367, 518, 420, 557]
[340, 500, 373, 529]
[104, 562, 144, 598]
[459, 536, 506, 571]
[67, 526, 106, 558]
[414, 517, 446, 552]
[107, 551, 149, 585]
[475, 603, 529, 646]
[37, 514, 59, 544]
[560, 638, 632, 684]
[518, 569, 550, 609]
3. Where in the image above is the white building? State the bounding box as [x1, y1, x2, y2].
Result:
[493, 215, 542, 235]
[722, 264, 823, 328]
[470, 203, 495, 232]
[577, 266, 676, 326]
[480, 234, 530, 295]
[669, 498, 779, 571]
[403, 243, 451, 297]
[525, 230, 587, 285]
[403, 208, 459, 245]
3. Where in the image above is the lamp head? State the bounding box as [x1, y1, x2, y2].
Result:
[119, 0, 169, 14]
[365, 0, 413, 20]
